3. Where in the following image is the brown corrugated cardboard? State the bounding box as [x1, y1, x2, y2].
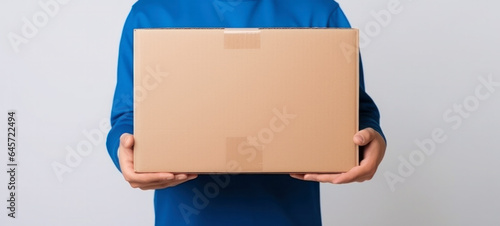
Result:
[133, 28, 359, 173]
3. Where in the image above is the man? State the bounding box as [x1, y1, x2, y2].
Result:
[107, 0, 386, 225]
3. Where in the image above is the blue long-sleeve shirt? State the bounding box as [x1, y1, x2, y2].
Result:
[106, 0, 384, 225]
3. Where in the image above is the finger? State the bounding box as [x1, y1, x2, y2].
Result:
[293, 171, 370, 184]
[120, 133, 134, 149]
[359, 132, 386, 168]
[291, 174, 340, 183]
[130, 173, 197, 189]
[332, 149, 380, 184]
[344, 129, 386, 183]
[302, 173, 341, 183]
[290, 174, 305, 180]
[139, 180, 186, 190]
[329, 166, 372, 184]
[118, 141, 139, 183]
[118, 134, 174, 185]
[300, 162, 375, 184]
[138, 174, 198, 190]
[129, 172, 177, 185]
[118, 134, 134, 173]
[353, 128, 376, 146]
[334, 143, 386, 183]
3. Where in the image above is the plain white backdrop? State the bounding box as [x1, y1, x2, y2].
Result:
[1, 0, 499, 225]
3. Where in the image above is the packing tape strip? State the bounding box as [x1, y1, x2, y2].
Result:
[224, 28, 261, 49]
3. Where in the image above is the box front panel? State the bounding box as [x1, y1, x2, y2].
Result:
[134, 28, 358, 173]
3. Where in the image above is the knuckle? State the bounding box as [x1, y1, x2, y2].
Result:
[123, 173, 138, 184]
[365, 172, 375, 181]
[123, 174, 132, 182]
[130, 183, 140, 189]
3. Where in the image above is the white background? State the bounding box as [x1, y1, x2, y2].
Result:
[1, 0, 499, 225]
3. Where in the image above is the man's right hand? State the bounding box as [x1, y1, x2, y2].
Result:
[118, 133, 198, 190]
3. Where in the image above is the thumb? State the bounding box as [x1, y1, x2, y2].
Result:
[353, 128, 375, 146]
[120, 133, 134, 149]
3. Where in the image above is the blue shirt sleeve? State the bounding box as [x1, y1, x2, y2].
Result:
[105, 7, 138, 172]
[328, 6, 386, 142]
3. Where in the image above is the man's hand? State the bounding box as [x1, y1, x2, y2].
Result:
[118, 133, 198, 190]
[290, 128, 386, 184]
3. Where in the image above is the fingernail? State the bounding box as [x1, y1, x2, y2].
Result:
[176, 175, 187, 180]
[355, 134, 364, 144]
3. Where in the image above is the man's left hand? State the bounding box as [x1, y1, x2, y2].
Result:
[290, 128, 386, 184]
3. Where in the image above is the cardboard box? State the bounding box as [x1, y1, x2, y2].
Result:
[133, 28, 359, 173]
